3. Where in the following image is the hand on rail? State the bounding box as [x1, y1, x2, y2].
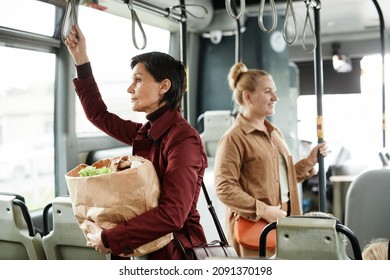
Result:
[307, 141, 328, 165]
[64, 24, 90, 66]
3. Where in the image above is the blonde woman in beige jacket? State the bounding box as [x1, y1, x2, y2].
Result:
[214, 63, 328, 258]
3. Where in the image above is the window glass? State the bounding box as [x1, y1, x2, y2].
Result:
[75, 6, 170, 136]
[0, 0, 56, 36]
[0, 46, 55, 210]
[297, 54, 390, 166]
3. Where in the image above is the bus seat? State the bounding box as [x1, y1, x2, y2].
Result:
[345, 168, 390, 250]
[86, 146, 132, 165]
[259, 216, 362, 260]
[42, 196, 109, 260]
[199, 110, 234, 157]
[0, 194, 46, 260]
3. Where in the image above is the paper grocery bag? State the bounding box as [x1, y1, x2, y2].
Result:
[65, 155, 173, 257]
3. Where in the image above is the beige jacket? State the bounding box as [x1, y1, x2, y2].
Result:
[214, 114, 316, 257]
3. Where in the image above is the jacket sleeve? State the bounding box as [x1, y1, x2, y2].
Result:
[295, 158, 317, 183]
[72, 63, 141, 145]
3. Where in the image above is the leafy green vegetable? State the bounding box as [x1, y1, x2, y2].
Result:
[78, 166, 112, 177]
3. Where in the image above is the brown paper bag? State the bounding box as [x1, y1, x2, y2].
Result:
[65, 155, 173, 257]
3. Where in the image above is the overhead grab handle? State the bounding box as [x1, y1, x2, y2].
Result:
[127, 0, 147, 50]
[282, 0, 297, 44]
[301, 0, 317, 53]
[258, 0, 277, 33]
[225, 0, 245, 19]
[166, 4, 208, 21]
[61, 0, 79, 42]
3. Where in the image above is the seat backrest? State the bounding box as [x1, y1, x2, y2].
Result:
[199, 110, 234, 157]
[42, 196, 109, 260]
[86, 146, 132, 165]
[260, 216, 361, 260]
[0, 194, 46, 260]
[345, 168, 390, 250]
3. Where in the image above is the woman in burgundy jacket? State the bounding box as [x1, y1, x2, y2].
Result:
[65, 25, 207, 259]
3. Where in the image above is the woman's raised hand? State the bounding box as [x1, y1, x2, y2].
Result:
[64, 24, 89, 66]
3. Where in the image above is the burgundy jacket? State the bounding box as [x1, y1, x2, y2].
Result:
[73, 63, 207, 259]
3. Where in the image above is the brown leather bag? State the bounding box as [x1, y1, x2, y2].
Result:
[234, 216, 276, 250]
[173, 238, 238, 260]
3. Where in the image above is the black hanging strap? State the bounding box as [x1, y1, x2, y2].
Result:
[201, 181, 229, 246]
[388, 239, 390, 260]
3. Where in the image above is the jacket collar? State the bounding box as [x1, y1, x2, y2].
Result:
[147, 109, 182, 141]
[236, 113, 276, 135]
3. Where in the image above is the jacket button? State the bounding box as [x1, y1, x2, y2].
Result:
[123, 246, 131, 255]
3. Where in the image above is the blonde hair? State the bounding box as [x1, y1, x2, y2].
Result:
[227, 63, 270, 109]
[303, 211, 347, 246]
[362, 238, 389, 260]
[304, 211, 339, 220]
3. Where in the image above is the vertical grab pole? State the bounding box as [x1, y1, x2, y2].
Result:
[179, 0, 189, 122]
[372, 0, 386, 148]
[312, 0, 327, 212]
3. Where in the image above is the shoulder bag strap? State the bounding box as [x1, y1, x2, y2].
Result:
[173, 181, 230, 258]
[201, 181, 229, 246]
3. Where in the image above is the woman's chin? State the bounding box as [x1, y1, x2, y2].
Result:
[131, 105, 140, 112]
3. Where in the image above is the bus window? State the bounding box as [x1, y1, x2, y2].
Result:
[297, 54, 390, 166]
[360, 54, 390, 155]
[75, 6, 170, 136]
[0, 46, 56, 210]
[297, 93, 376, 165]
[0, 0, 55, 36]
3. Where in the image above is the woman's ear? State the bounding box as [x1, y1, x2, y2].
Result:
[242, 89, 251, 103]
[159, 79, 171, 95]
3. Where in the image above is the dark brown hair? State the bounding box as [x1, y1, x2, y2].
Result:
[131, 52, 186, 111]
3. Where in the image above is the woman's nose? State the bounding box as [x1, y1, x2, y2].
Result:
[127, 85, 134, 94]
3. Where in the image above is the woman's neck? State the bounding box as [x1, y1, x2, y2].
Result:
[242, 112, 268, 132]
